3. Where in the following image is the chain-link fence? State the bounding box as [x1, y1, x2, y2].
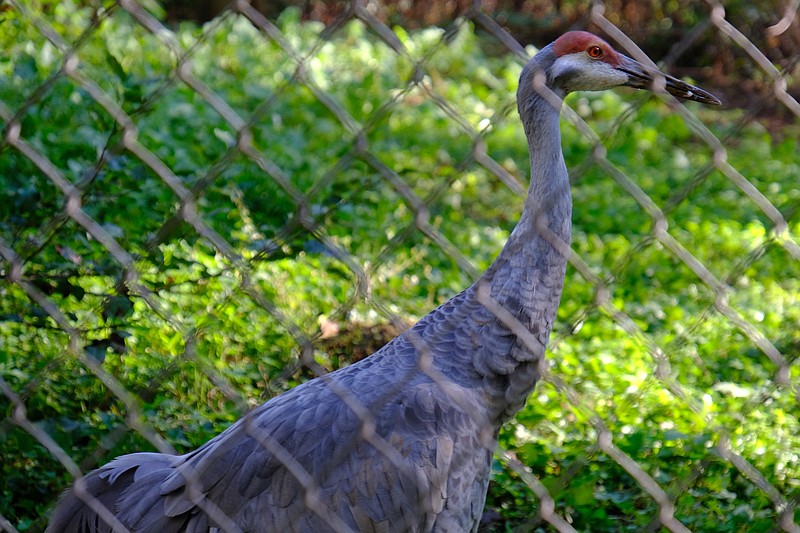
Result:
[1, 0, 799, 531]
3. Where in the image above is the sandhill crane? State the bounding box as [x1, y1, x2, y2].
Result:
[48, 30, 720, 532]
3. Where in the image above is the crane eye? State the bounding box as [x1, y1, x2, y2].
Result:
[587, 46, 603, 59]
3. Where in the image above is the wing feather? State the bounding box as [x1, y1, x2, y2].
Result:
[48, 307, 496, 532]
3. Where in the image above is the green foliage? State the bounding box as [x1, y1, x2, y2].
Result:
[1, 3, 798, 531]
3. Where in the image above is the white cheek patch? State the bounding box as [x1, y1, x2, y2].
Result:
[551, 54, 628, 92]
[550, 55, 587, 80]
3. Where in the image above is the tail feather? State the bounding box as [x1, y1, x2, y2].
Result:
[101, 452, 174, 483]
[46, 465, 137, 533]
[46, 453, 182, 533]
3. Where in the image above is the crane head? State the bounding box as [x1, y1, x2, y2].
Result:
[549, 31, 721, 105]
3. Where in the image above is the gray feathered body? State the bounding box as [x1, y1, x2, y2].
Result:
[48, 46, 570, 533]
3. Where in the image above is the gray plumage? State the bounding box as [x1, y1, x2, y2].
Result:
[47, 32, 719, 533]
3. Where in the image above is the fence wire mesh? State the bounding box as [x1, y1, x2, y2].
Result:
[1, 0, 799, 531]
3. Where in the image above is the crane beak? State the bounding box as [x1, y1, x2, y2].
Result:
[616, 54, 721, 106]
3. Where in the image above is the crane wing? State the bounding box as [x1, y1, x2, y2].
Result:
[51, 328, 492, 532]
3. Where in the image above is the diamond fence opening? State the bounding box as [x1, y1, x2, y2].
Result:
[1, 0, 798, 531]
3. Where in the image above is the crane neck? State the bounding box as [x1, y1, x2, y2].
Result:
[474, 74, 573, 419]
[485, 78, 572, 292]
[513, 84, 572, 251]
[404, 53, 573, 424]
